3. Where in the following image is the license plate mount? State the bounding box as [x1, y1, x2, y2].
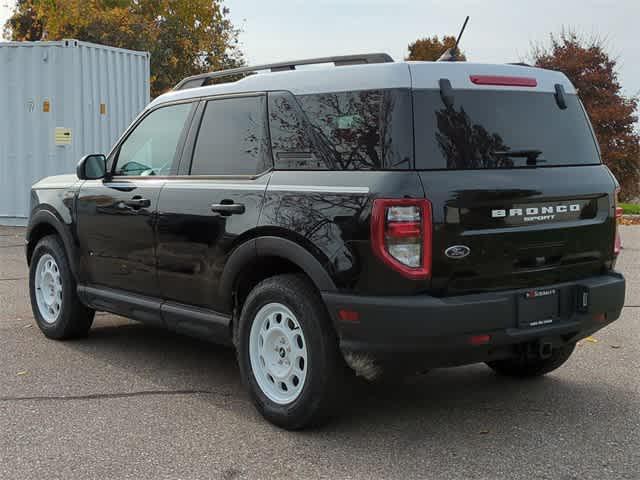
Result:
[518, 288, 559, 328]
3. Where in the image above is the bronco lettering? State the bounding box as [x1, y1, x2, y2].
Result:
[492, 204, 581, 219]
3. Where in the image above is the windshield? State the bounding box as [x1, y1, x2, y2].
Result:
[413, 89, 601, 169]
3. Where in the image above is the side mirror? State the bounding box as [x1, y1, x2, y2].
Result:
[77, 154, 107, 180]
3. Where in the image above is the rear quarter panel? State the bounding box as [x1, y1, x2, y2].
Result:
[260, 170, 426, 295]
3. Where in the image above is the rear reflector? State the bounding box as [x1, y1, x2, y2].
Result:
[338, 309, 360, 322]
[593, 313, 606, 323]
[470, 75, 537, 87]
[469, 334, 491, 346]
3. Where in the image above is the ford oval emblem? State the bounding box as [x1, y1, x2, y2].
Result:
[445, 245, 471, 259]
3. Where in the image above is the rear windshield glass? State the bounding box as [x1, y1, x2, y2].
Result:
[413, 89, 600, 169]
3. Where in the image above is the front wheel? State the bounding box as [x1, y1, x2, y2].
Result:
[236, 274, 346, 430]
[486, 342, 576, 377]
[29, 235, 94, 339]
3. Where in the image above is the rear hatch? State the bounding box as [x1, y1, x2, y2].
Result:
[410, 64, 617, 295]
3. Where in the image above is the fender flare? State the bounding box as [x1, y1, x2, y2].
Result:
[219, 236, 337, 311]
[26, 209, 79, 279]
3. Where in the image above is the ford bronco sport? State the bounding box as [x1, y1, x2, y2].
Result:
[26, 53, 626, 429]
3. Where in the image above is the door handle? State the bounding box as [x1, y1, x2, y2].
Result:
[125, 197, 151, 209]
[211, 203, 245, 215]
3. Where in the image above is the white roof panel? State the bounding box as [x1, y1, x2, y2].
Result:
[408, 61, 576, 94]
[150, 60, 576, 110]
[150, 62, 412, 108]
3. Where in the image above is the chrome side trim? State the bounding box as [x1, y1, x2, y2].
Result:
[159, 182, 370, 194]
[268, 185, 370, 194]
[162, 183, 267, 191]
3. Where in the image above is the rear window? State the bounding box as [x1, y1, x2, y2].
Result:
[413, 89, 600, 169]
[269, 89, 413, 170]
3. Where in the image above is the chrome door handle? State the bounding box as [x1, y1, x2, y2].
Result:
[125, 197, 151, 209]
[210, 203, 245, 215]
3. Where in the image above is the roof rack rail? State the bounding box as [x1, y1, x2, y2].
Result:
[173, 53, 394, 90]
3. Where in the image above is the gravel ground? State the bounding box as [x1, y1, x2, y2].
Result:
[0, 225, 638, 480]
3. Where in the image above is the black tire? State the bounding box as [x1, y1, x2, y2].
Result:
[486, 342, 576, 377]
[236, 274, 346, 430]
[29, 235, 94, 339]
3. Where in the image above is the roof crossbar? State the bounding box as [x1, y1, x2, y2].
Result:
[173, 53, 394, 90]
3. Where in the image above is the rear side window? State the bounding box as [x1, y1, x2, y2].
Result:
[190, 95, 271, 175]
[269, 89, 413, 170]
[413, 90, 601, 169]
[268, 92, 323, 169]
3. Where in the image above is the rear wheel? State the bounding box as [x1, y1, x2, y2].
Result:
[486, 342, 576, 377]
[248, 302, 309, 405]
[236, 274, 346, 430]
[29, 235, 94, 339]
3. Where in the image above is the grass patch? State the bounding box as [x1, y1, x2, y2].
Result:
[620, 203, 640, 215]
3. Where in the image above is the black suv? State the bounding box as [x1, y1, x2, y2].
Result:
[26, 54, 626, 429]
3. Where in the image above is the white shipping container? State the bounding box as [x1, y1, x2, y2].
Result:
[0, 39, 150, 225]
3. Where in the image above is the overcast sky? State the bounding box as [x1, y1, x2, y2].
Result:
[2, 0, 638, 96]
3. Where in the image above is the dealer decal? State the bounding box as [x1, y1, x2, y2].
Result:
[525, 288, 557, 299]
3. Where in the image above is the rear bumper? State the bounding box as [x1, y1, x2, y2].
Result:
[322, 273, 625, 368]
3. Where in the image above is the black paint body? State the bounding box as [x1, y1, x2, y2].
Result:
[25, 86, 625, 368]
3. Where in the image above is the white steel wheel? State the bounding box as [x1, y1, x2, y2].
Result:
[34, 253, 63, 324]
[249, 302, 309, 405]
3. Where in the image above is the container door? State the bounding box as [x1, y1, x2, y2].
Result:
[76, 102, 195, 297]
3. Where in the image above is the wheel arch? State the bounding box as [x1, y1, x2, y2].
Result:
[26, 209, 79, 279]
[219, 235, 337, 315]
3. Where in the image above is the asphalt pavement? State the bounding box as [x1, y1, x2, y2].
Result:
[0, 225, 638, 480]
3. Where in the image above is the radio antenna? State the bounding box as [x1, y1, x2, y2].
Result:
[437, 16, 469, 62]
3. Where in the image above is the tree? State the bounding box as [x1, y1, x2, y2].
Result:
[406, 35, 466, 61]
[2, 0, 43, 40]
[532, 31, 640, 200]
[3, 0, 243, 97]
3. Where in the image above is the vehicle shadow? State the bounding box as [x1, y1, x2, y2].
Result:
[61, 317, 242, 394]
[60, 316, 633, 438]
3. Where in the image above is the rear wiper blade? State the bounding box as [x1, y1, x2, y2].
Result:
[492, 149, 545, 166]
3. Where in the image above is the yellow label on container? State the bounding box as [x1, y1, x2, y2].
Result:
[100, 103, 107, 115]
[43, 100, 50, 113]
[54, 127, 72, 146]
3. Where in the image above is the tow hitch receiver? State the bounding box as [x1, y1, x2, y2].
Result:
[538, 341, 553, 360]
[524, 339, 555, 360]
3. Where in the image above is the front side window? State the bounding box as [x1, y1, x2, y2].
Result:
[190, 96, 271, 175]
[114, 102, 193, 176]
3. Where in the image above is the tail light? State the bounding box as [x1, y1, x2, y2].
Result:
[614, 187, 623, 255]
[371, 199, 432, 280]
